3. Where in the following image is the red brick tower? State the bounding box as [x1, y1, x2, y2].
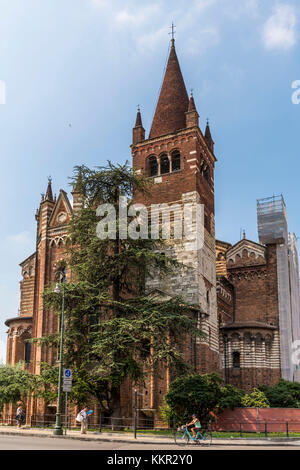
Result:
[5, 178, 74, 422]
[131, 39, 219, 423]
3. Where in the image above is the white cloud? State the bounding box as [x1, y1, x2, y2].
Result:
[0, 340, 6, 364]
[263, 4, 297, 51]
[115, 4, 161, 27]
[223, 0, 259, 20]
[193, 0, 217, 11]
[185, 27, 220, 55]
[137, 26, 167, 52]
[6, 231, 33, 246]
[90, 0, 108, 7]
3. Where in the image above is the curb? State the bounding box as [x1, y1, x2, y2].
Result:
[0, 429, 299, 446]
[0, 430, 173, 445]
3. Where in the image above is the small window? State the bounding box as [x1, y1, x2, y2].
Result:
[160, 154, 170, 175]
[148, 156, 158, 177]
[204, 214, 209, 231]
[204, 166, 210, 181]
[25, 341, 31, 364]
[232, 351, 240, 369]
[200, 160, 210, 182]
[171, 150, 180, 172]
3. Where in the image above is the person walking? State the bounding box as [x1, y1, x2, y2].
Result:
[80, 406, 88, 434]
[16, 404, 25, 429]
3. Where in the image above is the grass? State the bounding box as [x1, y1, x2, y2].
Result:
[212, 431, 300, 438]
[3, 424, 300, 439]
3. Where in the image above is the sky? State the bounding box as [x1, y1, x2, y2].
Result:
[0, 0, 299, 362]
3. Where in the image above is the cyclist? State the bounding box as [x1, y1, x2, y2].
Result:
[187, 414, 201, 438]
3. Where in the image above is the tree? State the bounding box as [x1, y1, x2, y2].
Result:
[219, 384, 245, 410]
[259, 379, 300, 408]
[38, 161, 204, 423]
[34, 363, 59, 405]
[0, 364, 36, 411]
[163, 373, 243, 426]
[241, 388, 270, 408]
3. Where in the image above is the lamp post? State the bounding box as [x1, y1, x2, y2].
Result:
[53, 271, 66, 436]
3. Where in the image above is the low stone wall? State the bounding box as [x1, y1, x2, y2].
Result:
[213, 408, 300, 433]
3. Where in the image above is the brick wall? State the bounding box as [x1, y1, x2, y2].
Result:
[214, 408, 300, 432]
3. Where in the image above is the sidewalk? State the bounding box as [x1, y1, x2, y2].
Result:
[0, 426, 300, 446]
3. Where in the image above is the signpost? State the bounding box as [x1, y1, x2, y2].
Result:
[63, 369, 72, 434]
[133, 389, 144, 439]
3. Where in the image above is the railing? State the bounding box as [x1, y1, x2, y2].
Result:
[0, 413, 162, 433]
[212, 420, 300, 437]
[2, 413, 300, 438]
[257, 194, 285, 215]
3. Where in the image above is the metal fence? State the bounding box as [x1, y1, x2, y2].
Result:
[212, 420, 300, 437]
[0, 413, 168, 433]
[2, 413, 300, 438]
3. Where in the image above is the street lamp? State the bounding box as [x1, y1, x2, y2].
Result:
[53, 270, 66, 436]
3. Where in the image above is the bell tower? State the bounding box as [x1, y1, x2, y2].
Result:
[131, 38, 219, 416]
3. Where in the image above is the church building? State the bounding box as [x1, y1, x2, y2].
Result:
[5, 38, 300, 425]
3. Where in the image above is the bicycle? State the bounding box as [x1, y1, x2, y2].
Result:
[174, 425, 212, 446]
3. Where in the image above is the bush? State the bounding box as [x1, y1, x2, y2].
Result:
[219, 384, 245, 410]
[241, 388, 270, 408]
[259, 380, 300, 408]
[163, 373, 244, 426]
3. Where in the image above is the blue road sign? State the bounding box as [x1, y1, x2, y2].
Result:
[64, 369, 72, 378]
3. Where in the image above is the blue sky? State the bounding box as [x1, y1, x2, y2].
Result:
[0, 0, 299, 362]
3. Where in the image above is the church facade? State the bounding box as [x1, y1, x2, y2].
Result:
[5, 39, 300, 425]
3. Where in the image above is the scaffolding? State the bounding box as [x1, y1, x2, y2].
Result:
[257, 195, 293, 382]
[257, 195, 288, 245]
[289, 234, 300, 382]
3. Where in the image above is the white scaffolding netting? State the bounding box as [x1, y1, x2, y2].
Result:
[289, 234, 300, 382]
[257, 196, 295, 382]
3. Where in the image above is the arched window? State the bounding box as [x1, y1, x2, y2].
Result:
[160, 154, 170, 175]
[203, 166, 210, 181]
[148, 156, 158, 177]
[232, 351, 240, 369]
[171, 150, 181, 172]
[200, 159, 210, 182]
[25, 341, 31, 364]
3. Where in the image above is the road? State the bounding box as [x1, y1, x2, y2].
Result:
[0, 434, 300, 450]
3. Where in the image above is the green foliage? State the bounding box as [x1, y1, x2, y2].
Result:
[165, 373, 234, 426]
[0, 364, 36, 411]
[163, 374, 246, 427]
[34, 363, 59, 404]
[259, 379, 300, 408]
[241, 388, 270, 408]
[37, 161, 204, 415]
[160, 398, 176, 428]
[219, 384, 245, 410]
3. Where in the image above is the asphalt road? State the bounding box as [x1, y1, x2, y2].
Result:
[0, 435, 300, 450]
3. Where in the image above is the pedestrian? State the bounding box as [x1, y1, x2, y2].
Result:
[16, 404, 25, 429]
[79, 406, 89, 434]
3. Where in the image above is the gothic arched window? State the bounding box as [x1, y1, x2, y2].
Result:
[200, 159, 210, 182]
[160, 154, 170, 175]
[232, 351, 240, 369]
[204, 166, 210, 182]
[25, 341, 31, 364]
[171, 150, 181, 172]
[148, 156, 158, 177]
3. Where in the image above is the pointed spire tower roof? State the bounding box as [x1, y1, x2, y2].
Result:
[44, 177, 54, 202]
[149, 39, 189, 139]
[135, 106, 143, 127]
[205, 119, 214, 153]
[133, 105, 145, 145]
[188, 92, 197, 112]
